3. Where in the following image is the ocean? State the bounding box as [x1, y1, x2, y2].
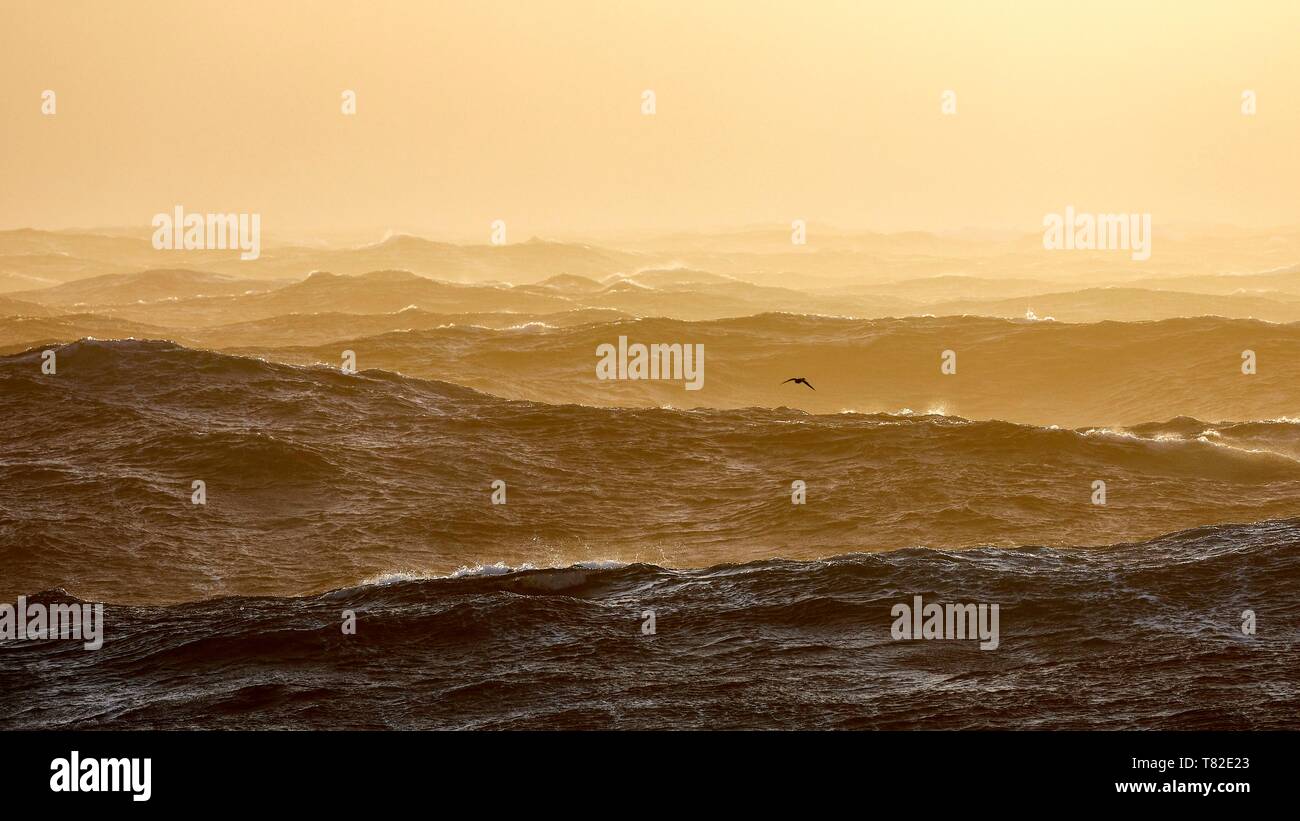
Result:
[2, 337, 1298, 729]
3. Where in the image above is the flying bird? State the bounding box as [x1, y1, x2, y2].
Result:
[782, 377, 815, 390]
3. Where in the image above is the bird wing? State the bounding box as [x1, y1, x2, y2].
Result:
[781, 378, 797, 384]
[803, 381, 815, 390]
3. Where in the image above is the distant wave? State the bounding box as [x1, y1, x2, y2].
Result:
[168, 312, 1300, 428]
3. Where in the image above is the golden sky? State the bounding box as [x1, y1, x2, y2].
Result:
[2, 0, 1298, 239]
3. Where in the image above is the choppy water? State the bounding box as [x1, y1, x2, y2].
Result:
[3, 522, 1298, 729]
[1, 339, 1298, 729]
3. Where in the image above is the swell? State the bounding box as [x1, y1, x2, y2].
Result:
[3, 519, 1297, 730]
[224, 313, 1300, 427]
[4, 338, 1300, 604]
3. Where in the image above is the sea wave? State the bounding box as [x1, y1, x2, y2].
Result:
[5, 339, 1300, 604]
[3, 518, 1296, 730]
